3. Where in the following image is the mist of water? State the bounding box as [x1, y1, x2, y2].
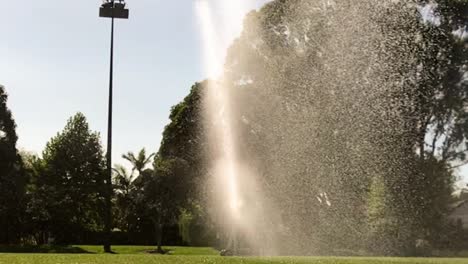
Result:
[195, 0, 279, 255]
[196, 0, 438, 256]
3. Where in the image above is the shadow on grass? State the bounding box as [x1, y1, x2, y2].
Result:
[0, 245, 94, 254]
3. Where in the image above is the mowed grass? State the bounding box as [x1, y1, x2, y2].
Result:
[0, 246, 466, 264]
[0, 245, 218, 255]
[0, 255, 467, 264]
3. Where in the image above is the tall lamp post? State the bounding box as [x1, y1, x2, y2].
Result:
[99, 0, 129, 253]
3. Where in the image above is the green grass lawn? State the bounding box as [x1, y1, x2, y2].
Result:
[0, 245, 218, 255]
[0, 255, 467, 264]
[0, 246, 466, 264]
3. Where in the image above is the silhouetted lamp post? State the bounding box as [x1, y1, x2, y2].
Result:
[99, 0, 129, 253]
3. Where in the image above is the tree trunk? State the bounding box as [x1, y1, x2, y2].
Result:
[154, 217, 164, 254]
[418, 121, 428, 161]
[419, 137, 425, 161]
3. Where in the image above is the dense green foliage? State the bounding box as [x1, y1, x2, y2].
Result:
[153, 83, 214, 247]
[31, 113, 107, 244]
[366, 0, 468, 255]
[0, 85, 25, 244]
[112, 148, 154, 236]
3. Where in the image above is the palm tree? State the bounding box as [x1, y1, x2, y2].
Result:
[112, 164, 137, 232]
[122, 148, 155, 176]
[113, 165, 136, 196]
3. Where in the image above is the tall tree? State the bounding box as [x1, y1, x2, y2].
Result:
[39, 113, 106, 243]
[206, 0, 466, 255]
[218, 0, 420, 254]
[140, 83, 206, 252]
[413, 0, 468, 163]
[122, 148, 155, 176]
[0, 85, 25, 244]
[112, 164, 137, 232]
[158, 83, 207, 202]
[113, 165, 136, 198]
[370, 0, 468, 254]
[21, 151, 50, 245]
[137, 157, 188, 253]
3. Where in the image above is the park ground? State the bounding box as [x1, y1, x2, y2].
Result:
[0, 246, 467, 264]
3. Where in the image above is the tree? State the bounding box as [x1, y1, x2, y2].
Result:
[134, 83, 206, 252]
[113, 165, 136, 196]
[217, 0, 422, 254]
[134, 0, 465, 255]
[112, 164, 137, 232]
[157, 82, 208, 209]
[368, 0, 467, 254]
[0, 85, 25, 244]
[39, 113, 106, 243]
[20, 151, 50, 245]
[113, 148, 155, 234]
[122, 148, 155, 176]
[158, 83, 206, 169]
[412, 0, 468, 164]
[140, 157, 189, 253]
[200, 0, 466, 255]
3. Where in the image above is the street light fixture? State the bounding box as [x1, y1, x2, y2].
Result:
[99, 0, 129, 253]
[100, 0, 129, 19]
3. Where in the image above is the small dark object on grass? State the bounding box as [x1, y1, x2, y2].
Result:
[147, 248, 169, 255]
[220, 249, 234, 256]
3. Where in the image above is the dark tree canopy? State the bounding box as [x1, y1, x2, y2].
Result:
[144, 83, 207, 251]
[0, 84, 25, 244]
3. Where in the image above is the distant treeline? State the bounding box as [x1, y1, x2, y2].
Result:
[0, 85, 213, 248]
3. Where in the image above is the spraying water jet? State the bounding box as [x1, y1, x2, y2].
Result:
[195, 0, 460, 256]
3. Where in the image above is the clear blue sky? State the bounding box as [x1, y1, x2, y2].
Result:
[0, 0, 269, 166]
